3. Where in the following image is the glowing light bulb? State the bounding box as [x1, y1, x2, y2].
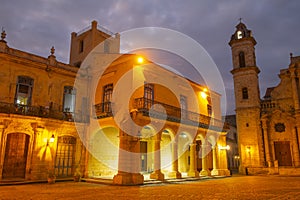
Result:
[137, 57, 144, 64]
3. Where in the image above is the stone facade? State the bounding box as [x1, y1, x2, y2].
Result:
[223, 115, 239, 172]
[230, 22, 300, 175]
[0, 21, 230, 185]
[0, 31, 85, 181]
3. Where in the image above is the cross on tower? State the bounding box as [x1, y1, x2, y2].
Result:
[239, 18, 242, 23]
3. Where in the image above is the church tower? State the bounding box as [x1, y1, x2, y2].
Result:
[229, 21, 264, 174]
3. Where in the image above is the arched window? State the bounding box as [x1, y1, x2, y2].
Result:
[242, 87, 248, 99]
[15, 76, 34, 105]
[237, 31, 243, 39]
[239, 51, 246, 68]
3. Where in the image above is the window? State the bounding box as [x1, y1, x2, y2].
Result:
[237, 31, 243, 39]
[242, 87, 248, 99]
[207, 104, 212, 116]
[104, 41, 110, 53]
[63, 86, 76, 113]
[79, 40, 84, 53]
[239, 51, 246, 68]
[144, 83, 154, 109]
[15, 76, 34, 105]
[102, 84, 113, 112]
[180, 95, 188, 119]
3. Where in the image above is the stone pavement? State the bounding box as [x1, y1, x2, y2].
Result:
[0, 175, 300, 200]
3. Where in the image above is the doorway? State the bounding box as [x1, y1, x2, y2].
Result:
[274, 141, 292, 166]
[2, 133, 30, 179]
[54, 136, 76, 177]
[140, 141, 147, 172]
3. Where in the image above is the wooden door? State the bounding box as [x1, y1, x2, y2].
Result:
[55, 136, 76, 177]
[274, 141, 292, 166]
[2, 133, 29, 179]
[140, 141, 147, 172]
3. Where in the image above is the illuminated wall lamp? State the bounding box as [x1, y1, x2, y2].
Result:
[137, 56, 144, 64]
[49, 134, 55, 143]
[246, 146, 251, 153]
[200, 88, 208, 99]
[46, 134, 55, 146]
[218, 145, 230, 150]
[200, 91, 207, 99]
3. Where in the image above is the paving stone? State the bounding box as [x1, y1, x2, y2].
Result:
[0, 175, 300, 200]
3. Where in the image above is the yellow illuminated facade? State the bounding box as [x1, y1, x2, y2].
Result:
[0, 21, 230, 184]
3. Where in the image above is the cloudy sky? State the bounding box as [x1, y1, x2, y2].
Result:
[1, 0, 300, 114]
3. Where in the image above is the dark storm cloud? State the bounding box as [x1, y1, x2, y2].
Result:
[0, 0, 300, 114]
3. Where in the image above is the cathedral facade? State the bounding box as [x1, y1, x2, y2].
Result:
[230, 22, 300, 175]
[0, 21, 230, 185]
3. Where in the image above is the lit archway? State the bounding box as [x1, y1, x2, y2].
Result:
[88, 127, 119, 177]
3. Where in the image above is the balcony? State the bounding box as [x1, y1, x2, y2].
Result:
[94, 98, 227, 131]
[0, 102, 87, 122]
[261, 100, 277, 113]
[94, 102, 113, 119]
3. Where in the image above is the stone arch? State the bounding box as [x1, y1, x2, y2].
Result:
[177, 131, 193, 174]
[88, 126, 119, 177]
[160, 129, 173, 171]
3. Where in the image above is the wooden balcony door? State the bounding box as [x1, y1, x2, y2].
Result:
[2, 133, 29, 179]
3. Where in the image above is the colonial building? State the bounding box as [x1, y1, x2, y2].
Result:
[230, 21, 300, 175]
[0, 20, 230, 185]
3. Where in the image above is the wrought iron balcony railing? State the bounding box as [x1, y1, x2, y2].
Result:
[0, 102, 88, 122]
[94, 102, 113, 119]
[94, 98, 227, 131]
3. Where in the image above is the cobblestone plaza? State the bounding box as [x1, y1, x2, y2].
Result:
[1, 175, 300, 199]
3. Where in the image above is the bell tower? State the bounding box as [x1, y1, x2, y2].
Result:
[229, 21, 264, 173]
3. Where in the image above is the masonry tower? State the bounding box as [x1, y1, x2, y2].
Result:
[229, 21, 264, 173]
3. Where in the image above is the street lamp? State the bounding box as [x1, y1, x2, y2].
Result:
[137, 56, 144, 64]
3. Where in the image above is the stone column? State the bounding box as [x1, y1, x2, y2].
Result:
[29, 125, 45, 180]
[150, 133, 164, 180]
[292, 127, 300, 167]
[212, 146, 217, 170]
[297, 127, 300, 154]
[261, 119, 272, 167]
[211, 134, 231, 176]
[113, 130, 144, 185]
[168, 141, 181, 178]
[0, 124, 5, 180]
[200, 143, 210, 176]
[0, 124, 5, 157]
[188, 143, 199, 177]
[211, 145, 224, 176]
